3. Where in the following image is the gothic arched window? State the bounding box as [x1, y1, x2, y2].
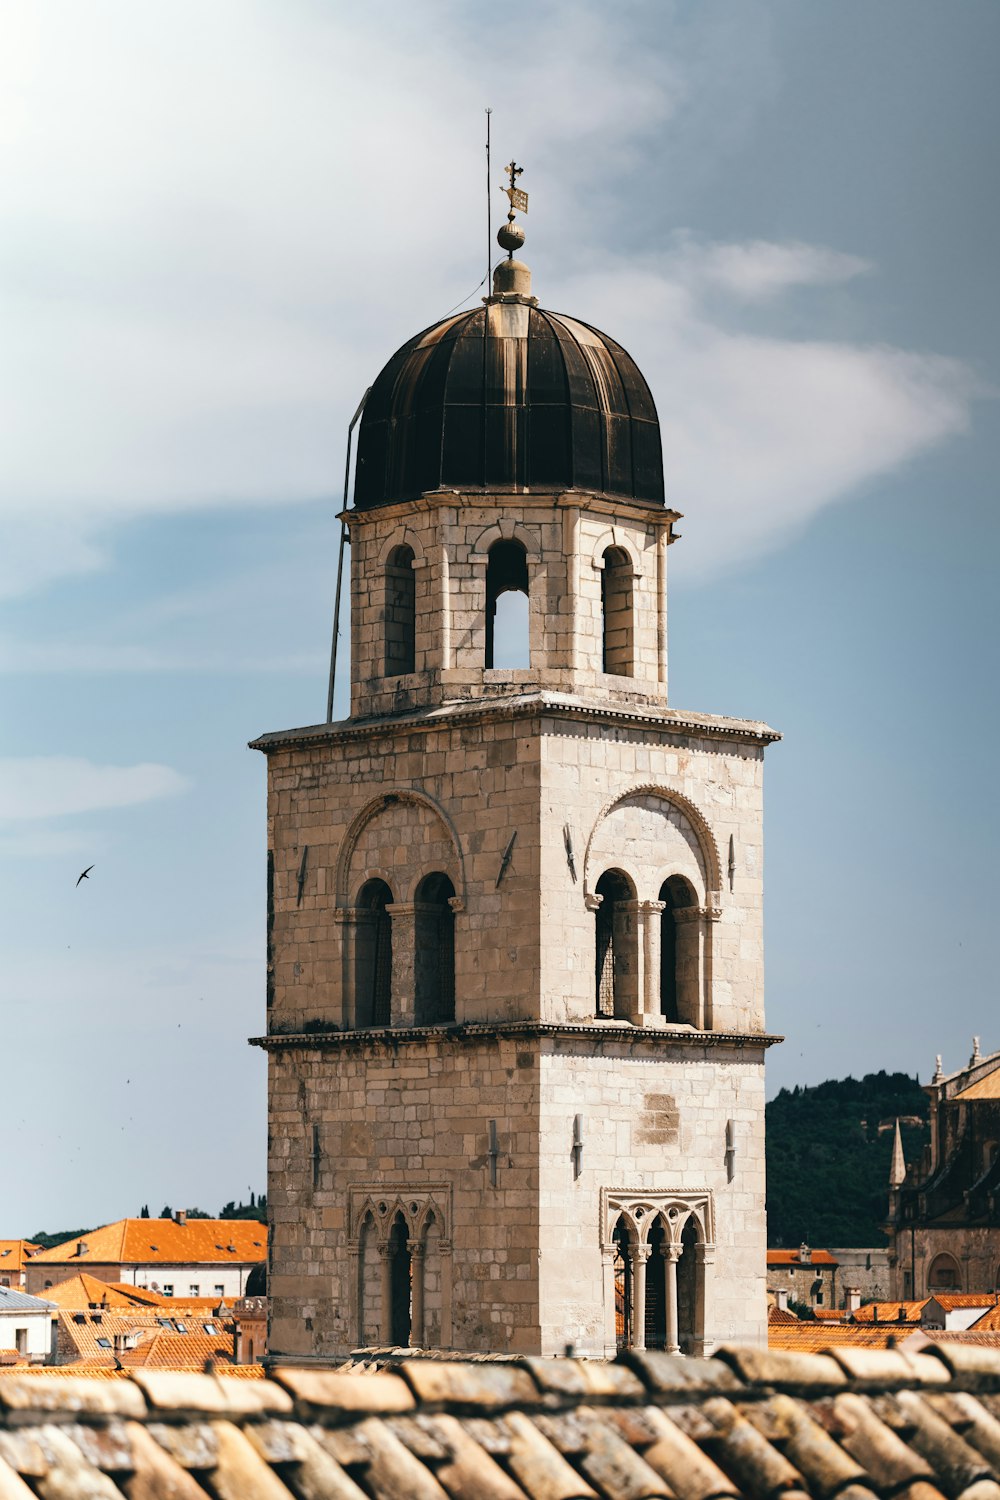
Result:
[355, 879, 393, 1027]
[387, 1212, 412, 1346]
[928, 1252, 961, 1292]
[486, 539, 529, 669]
[612, 1217, 633, 1351]
[594, 869, 636, 1019]
[384, 544, 416, 676]
[659, 875, 698, 1024]
[414, 872, 456, 1024]
[601, 547, 634, 676]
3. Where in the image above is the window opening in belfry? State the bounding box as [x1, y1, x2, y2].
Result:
[659, 875, 698, 1025]
[677, 1214, 700, 1353]
[486, 539, 529, 669]
[384, 544, 416, 676]
[645, 1218, 667, 1350]
[414, 872, 456, 1024]
[928, 1253, 961, 1291]
[388, 1212, 412, 1346]
[612, 1217, 632, 1351]
[355, 879, 393, 1027]
[601, 547, 634, 676]
[594, 869, 635, 1019]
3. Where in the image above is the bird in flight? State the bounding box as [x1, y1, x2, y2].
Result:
[76, 865, 94, 886]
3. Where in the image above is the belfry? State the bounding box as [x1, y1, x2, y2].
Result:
[251, 174, 780, 1360]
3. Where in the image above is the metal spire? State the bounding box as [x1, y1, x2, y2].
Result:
[889, 1117, 906, 1188]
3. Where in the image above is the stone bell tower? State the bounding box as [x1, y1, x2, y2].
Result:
[251, 173, 780, 1361]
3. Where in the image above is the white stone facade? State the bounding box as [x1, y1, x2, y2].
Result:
[253, 480, 778, 1362]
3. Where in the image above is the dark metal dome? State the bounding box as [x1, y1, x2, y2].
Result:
[354, 301, 664, 509]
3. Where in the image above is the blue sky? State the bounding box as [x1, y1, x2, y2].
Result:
[3, 0, 998, 1231]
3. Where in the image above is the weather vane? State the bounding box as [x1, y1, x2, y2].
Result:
[497, 161, 528, 259]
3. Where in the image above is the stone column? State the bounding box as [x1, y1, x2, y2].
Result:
[386, 902, 416, 1027]
[638, 900, 666, 1024]
[408, 1241, 425, 1348]
[615, 901, 643, 1023]
[348, 1243, 362, 1345]
[334, 908, 363, 1029]
[673, 906, 704, 1029]
[437, 544, 450, 672]
[630, 1244, 651, 1351]
[378, 1243, 394, 1344]
[439, 1240, 453, 1347]
[664, 1244, 681, 1354]
[601, 1244, 618, 1357]
[693, 1244, 715, 1355]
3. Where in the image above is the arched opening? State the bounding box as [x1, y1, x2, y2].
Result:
[422, 1211, 443, 1348]
[594, 869, 636, 1019]
[384, 545, 416, 676]
[358, 1213, 380, 1346]
[414, 872, 456, 1024]
[928, 1252, 962, 1292]
[355, 880, 393, 1027]
[388, 1212, 411, 1346]
[601, 547, 634, 676]
[645, 1219, 667, 1350]
[486, 540, 529, 669]
[659, 875, 698, 1024]
[677, 1214, 700, 1353]
[612, 1217, 632, 1351]
[246, 1339, 255, 1364]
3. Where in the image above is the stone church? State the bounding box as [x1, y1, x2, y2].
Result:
[251, 196, 780, 1362]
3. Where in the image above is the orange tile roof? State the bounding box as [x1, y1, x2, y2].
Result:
[43, 1274, 150, 1310]
[767, 1305, 800, 1324]
[766, 1249, 838, 1266]
[929, 1292, 1000, 1310]
[119, 1333, 234, 1369]
[954, 1069, 1000, 1100]
[853, 1299, 927, 1323]
[767, 1322, 905, 1351]
[812, 1308, 847, 1321]
[0, 1365, 130, 1379]
[0, 1241, 41, 1277]
[30, 1219, 267, 1266]
[971, 1305, 1000, 1330]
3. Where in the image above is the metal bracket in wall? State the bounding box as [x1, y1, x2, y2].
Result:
[296, 847, 309, 907]
[496, 831, 517, 888]
[563, 825, 577, 882]
[488, 1119, 499, 1187]
[572, 1114, 583, 1179]
[728, 835, 736, 892]
[725, 1119, 736, 1183]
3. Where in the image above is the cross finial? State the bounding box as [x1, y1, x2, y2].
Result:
[504, 160, 523, 191]
[497, 160, 528, 261]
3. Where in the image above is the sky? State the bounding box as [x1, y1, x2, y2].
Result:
[3, 0, 998, 1233]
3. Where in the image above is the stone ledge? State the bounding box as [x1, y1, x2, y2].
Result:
[249, 1021, 783, 1053]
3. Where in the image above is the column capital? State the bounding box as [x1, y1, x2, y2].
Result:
[665, 1244, 682, 1263]
[630, 1244, 653, 1264]
[407, 1241, 426, 1259]
[584, 892, 603, 912]
[638, 900, 666, 917]
[377, 1242, 395, 1260]
[447, 896, 465, 914]
[386, 901, 418, 919]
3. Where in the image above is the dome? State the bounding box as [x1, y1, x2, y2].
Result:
[354, 296, 664, 510]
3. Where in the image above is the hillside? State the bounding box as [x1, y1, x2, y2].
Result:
[766, 1070, 929, 1247]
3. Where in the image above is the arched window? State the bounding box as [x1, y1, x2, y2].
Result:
[612, 1217, 632, 1351]
[595, 870, 637, 1019]
[645, 1219, 667, 1350]
[384, 544, 416, 676]
[414, 872, 456, 1024]
[486, 540, 529, 669]
[387, 1212, 411, 1346]
[601, 547, 634, 676]
[928, 1252, 961, 1292]
[659, 875, 698, 1024]
[676, 1215, 700, 1353]
[355, 880, 393, 1027]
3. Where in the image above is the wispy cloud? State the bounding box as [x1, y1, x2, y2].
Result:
[0, 757, 189, 820]
[669, 235, 873, 301]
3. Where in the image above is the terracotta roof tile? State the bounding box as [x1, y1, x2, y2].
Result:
[5, 1345, 1000, 1495]
[767, 1304, 802, 1324]
[931, 1293, 1000, 1311]
[29, 1219, 267, 1266]
[853, 1299, 928, 1323]
[766, 1248, 839, 1265]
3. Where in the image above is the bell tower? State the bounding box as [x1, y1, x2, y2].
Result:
[252, 179, 780, 1360]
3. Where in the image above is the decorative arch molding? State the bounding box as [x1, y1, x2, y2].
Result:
[348, 868, 399, 905]
[591, 528, 641, 575]
[470, 518, 540, 563]
[349, 1184, 452, 1246]
[335, 787, 467, 906]
[601, 1188, 715, 1252]
[583, 784, 723, 902]
[376, 528, 429, 567]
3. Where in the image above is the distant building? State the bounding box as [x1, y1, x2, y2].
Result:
[766, 1244, 838, 1309]
[0, 1242, 41, 1290]
[24, 1216, 266, 1302]
[887, 1041, 1000, 1298]
[0, 1287, 54, 1364]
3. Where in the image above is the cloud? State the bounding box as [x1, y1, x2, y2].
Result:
[0, 757, 189, 821]
[560, 259, 974, 574]
[669, 236, 872, 301]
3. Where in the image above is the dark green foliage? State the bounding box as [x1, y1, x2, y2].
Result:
[139, 1205, 150, 1218]
[787, 1299, 816, 1321]
[219, 1195, 267, 1221]
[767, 1070, 929, 1247]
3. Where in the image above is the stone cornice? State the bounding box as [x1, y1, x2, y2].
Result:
[249, 1021, 782, 1054]
[249, 695, 780, 755]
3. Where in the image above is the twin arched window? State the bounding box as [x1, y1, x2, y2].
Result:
[594, 869, 701, 1024]
[353, 872, 455, 1028]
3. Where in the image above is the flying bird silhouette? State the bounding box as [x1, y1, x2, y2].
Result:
[76, 865, 94, 886]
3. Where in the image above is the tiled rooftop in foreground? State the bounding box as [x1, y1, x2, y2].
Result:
[6, 1342, 1000, 1496]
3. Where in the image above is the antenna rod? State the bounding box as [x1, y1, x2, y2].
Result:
[486, 107, 492, 293]
[326, 387, 370, 723]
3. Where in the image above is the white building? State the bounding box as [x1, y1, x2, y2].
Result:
[0, 1286, 55, 1363]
